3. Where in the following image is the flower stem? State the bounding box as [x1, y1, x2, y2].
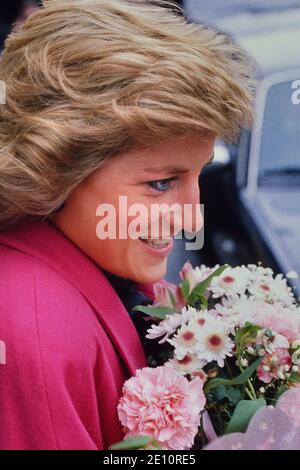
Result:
[225, 359, 233, 379]
[247, 379, 257, 399]
[245, 387, 255, 400]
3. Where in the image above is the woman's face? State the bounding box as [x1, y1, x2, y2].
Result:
[52, 134, 216, 284]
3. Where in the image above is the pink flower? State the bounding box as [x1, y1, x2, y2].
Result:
[205, 387, 300, 450]
[253, 301, 300, 342]
[257, 348, 291, 383]
[180, 261, 213, 291]
[117, 366, 206, 450]
[153, 280, 185, 309]
[277, 385, 300, 423]
[180, 260, 194, 278]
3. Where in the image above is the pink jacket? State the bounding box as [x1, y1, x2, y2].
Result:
[0, 220, 152, 450]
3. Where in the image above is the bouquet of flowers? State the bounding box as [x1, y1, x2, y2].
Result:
[111, 262, 300, 450]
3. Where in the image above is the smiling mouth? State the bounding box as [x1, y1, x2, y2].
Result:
[139, 237, 173, 249]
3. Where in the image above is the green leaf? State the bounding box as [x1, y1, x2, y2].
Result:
[132, 305, 175, 320]
[186, 291, 198, 305]
[198, 295, 208, 309]
[187, 265, 228, 302]
[204, 358, 262, 393]
[167, 288, 176, 308]
[236, 323, 262, 344]
[225, 398, 266, 434]
[235, 322, 255, 341]
[224, 387, 242, 406]
[235, 323, 262, 359]
[212, 385, 241, 406]
[288, 371, 300, 383]
[274, 384, 289, 402]
[180, 279, 190, 300]
[109, 435, 153, 450]
[188, 293, 209, 309]
[226, 387, 242, 406]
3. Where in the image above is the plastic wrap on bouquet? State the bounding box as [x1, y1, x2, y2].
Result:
[204, 387, 300, 450]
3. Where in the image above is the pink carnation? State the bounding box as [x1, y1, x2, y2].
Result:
[253, 301, 300, 342]
[257, 348, 291, 383]
[117, 366, 206, 450]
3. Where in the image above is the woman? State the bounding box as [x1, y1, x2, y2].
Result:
[0, 0, 254, 450]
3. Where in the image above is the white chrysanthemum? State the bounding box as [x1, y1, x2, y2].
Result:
[188, 265, 216, 290]
[167, 310, 220, 360]
[165, 354, 207, 375]
[146, 314, 182, 343]
[208, 266, 251, 298]
[193, 316, 234, 367]
[180, 306, 199, 324]
[247, 264, 274, 279]
[214, 294, 257, 330]
[168, 323, 200, 360]
[248, 273, 296, 307]
[146, 307, 197, 344]
[187, 309, 218, 331]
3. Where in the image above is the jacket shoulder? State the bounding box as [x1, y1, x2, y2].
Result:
[0, 244, 99, 360]
[0, 245, 105, 449]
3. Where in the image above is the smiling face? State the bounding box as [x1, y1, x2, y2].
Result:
[51, 134, 216, 283]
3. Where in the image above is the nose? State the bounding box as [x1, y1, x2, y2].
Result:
[181, 181, 203, 233]
[162, 180, 203, 236]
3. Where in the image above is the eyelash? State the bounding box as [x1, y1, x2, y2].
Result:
[147, 177, 177, 193]
[146, 160, 213, 193]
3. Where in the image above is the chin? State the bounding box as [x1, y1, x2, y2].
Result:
[132, 262, 167, 284]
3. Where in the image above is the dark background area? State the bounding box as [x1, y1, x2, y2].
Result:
[0, 0, 42, 51]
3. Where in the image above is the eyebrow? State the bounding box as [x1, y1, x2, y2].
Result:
[142, 152, 215, 175]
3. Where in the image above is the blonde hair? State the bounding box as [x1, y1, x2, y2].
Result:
[0, 0, 255, 231]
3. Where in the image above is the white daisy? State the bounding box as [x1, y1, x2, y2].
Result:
[167, 309, 221, 359]
[189, 265, 216, 289]
[167, 323, 199, 360]
[180, 306, 199, 324]
[247, 264, 274, 279]
[208, 266, 251, 298]
[165, 354, 207, 375]
[146, 307, 197, 344]
[194, 316, 234, 367]
[146, 314, 182, 343]
[187, 309, 218, 331]
[214, 294, 257, 330]
[248, 273, 296, 307]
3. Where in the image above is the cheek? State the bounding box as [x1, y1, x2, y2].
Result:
[114, 195, 152, 238]
[93, 235, 168, 283]
[88, 188, 169, 282]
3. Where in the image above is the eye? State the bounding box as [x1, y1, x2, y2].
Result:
[147, 177, 176, 193]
